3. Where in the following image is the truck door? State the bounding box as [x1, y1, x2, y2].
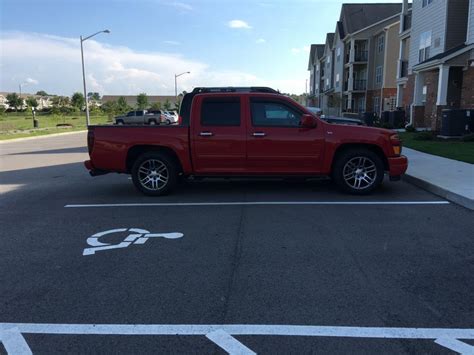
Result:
[246, 97, 325, 174]
[191, 95, 247, 173]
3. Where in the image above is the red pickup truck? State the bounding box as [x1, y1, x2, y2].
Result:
[85, 87, 407, 195]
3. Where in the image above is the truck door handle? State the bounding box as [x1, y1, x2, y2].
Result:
[252, 132, 266, 137]
[199, 131, 213, 137]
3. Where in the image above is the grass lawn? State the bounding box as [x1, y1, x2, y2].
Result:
[399, 132, 474, 164]
[0, 113, 111, 140]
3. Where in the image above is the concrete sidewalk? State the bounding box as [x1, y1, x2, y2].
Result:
[402, 147, 474, 210]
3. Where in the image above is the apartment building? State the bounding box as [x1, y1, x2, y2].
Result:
[308, 3, 402, 116]
[401, 0, 473, 130]
[307, 44, 325, 107]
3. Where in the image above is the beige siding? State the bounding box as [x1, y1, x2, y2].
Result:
[384, 23, 400, 87]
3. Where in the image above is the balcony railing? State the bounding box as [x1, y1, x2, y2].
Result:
[400, 60, 408, 78]
[403, 13, 412, 32]
[344, 81, 349, 91]
[354, 51, 368, 62]
[353, 79, 367, 91]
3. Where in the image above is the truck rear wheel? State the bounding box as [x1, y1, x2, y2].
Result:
[131, 152, 177, 196]
[332, 149, 384, 195]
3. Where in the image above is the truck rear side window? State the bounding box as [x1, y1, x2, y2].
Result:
[201, 99, 241, 126]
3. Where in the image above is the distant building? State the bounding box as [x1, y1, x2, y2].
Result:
[0, 92, 52, 110]
[101, 95, 176, 108]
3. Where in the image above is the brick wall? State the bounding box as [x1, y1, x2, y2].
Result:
[422, 70, 441, 130]
[461, 66, 474, 108]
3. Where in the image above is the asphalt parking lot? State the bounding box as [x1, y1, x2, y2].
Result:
[1, 132, 473, 354]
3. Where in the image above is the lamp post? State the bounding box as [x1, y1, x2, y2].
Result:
[19, 82, 27, 110]
[80, 29, 110, 126]
[174, 71, 190, 103]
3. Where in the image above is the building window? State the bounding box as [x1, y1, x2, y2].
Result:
[377, 35, 385, 53]
[327, 56, 331, 64]
[418, 31, 432, 63]
[335, 73, 340, 87]
[316, 64, 319, 71]
[316, 83, 319, 90]
[422, 0, 433, 7]
[422, 85, 427, 103]
[376, 66, 383, 85]
[374, 96, 380, 114]
[337, 47, 341, 62]
[326, 78, 329, 87]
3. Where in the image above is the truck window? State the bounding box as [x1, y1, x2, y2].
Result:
[250, 100, 301, 127]
[126, 111, 134, 117]
[136, 111, 144, 116]
[201, 98, 241, 126]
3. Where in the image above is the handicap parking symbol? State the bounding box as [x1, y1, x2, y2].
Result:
[83, 228, 183, 256]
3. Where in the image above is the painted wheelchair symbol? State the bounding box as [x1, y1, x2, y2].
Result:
[83, 228, 183, 256]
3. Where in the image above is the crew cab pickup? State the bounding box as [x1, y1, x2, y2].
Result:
[115, 110, 162, 125]
[85, 87, 408, 196]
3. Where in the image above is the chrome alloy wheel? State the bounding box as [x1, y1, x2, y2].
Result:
[342, 156, 378, 190]
[137, 159, 169, 191]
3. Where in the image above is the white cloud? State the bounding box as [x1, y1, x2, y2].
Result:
[0, 31, 312, 95]
[163, 40, 180, 45]
[256, 38, 266, 44]
[25, 77, 39, 85]
[291, 46, 311, 55]
[228, 20, 252, 29]
[169, 2, 192, 11]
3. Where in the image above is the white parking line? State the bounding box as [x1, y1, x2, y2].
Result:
[64, 201, 450, 208]
[206, 329, 256, 355]
[1, 323, 473, 354]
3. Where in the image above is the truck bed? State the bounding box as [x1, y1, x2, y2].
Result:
[87, 125, 191, 173]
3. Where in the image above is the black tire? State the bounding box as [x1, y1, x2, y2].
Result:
[116, 119, 124, 125]
[166, 119, 171, 125]
[131, 151, 178, 196]
[332, 149, 384, 195]
[148, 120, 157, 125]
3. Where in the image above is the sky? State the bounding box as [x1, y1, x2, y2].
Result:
[0, 0, 402, 96]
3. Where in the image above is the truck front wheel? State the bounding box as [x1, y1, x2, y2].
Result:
[332, 149, 384, 195]
[131, 152, 178, 196]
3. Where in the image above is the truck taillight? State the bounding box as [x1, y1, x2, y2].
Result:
[178, 115, 183, 125]
[390, 133, 401, 155]
[87, 129, 95, 155]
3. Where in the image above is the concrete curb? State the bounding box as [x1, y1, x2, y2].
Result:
[0, 130, 87, 144]
[403, 174, 474, 211]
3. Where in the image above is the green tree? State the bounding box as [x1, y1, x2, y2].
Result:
[136, 93, 148, 110]
[36, 90, 48, 96]
[6, 93, 23, 112]
[150, 102, 162, 110]
[163, 99, 171, 110]
[102, 100, 117, 114]
[117, 96, 130, 114]
[25, 96, 39, 110]
[71, 92, 85, 111]
[137, 92, 148, 110]
[88, 92, 101, 101]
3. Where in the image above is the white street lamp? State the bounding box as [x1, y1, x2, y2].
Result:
[80, 29, 110, 126]
[175, 71, 190, 103]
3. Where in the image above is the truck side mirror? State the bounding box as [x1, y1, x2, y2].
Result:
[300, 114, 317, 128]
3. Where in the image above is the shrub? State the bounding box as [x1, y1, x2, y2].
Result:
[461, 133, 474, 142]
[405, 125, 416, 132]
[413, 131, 435, 141]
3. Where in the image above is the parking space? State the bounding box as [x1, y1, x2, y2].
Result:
[1, 133, 473, 354]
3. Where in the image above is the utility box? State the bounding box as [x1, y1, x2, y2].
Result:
[441, 109, 469, 136]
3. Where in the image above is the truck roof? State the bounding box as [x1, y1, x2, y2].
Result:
[180, 87, 281, 126]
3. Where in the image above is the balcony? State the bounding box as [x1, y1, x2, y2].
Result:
[353, 80, 367, 91]
[354, 50, 368, 62]
[400, 60, 408, 78]
[402, 13, 412, 32]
